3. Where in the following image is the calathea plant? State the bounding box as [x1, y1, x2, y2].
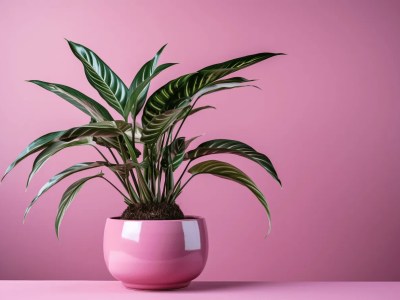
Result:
[2, 40, 283, 237]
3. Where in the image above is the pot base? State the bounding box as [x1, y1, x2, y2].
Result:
[122, 281, 190, 290]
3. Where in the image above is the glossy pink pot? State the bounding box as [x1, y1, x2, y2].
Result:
[103, 216, 208, 290]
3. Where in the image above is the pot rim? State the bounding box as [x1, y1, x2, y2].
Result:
[107, 215, 205, 222]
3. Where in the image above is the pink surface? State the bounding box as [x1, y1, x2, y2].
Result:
[103, 217, 208, 289]
[1, 0, 400, 281]
[1, 281, 400, 300]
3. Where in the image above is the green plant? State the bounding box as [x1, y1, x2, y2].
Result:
[2, 40, 283, 237]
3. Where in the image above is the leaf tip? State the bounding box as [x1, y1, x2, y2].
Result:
[1, 173, 7, 183]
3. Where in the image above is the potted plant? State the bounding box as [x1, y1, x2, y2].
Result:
[2, 40, 283, 290]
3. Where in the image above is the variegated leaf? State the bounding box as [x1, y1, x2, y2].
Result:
[141, 107, 188, 145]
[176, 105, 215, 122]
[26, 137, 95, 188]
[126, 45, 166, 109]
[28, 81, 113, 121]
[188, 160, 271, 233]
[67, 40, 128, 115]
[55, 172, 104, 238]
[24, 161, 109, 220]
[58, 121, 130, 142]
[108, 159, 148, 177]
[2, 131, 65, 181]
[162, 136, 198, 171]
[142, 52, 283, 126]
[124, 63, 177, 119]
[185, 139, 281, 186]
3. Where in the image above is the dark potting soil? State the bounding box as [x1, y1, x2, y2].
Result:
[120, 202, 185, 220]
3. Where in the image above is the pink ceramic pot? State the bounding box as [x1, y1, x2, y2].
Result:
[103, 216, 208, 290]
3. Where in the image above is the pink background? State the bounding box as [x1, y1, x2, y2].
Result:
[1, 0, 400, 281]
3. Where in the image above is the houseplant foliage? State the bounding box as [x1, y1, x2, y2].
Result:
[2, 40, 283, 237]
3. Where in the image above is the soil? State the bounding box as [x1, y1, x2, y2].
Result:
[121, 202, 185, 220]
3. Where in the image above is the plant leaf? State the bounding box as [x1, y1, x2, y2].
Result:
[2, 131, 65, 181]
[188, 160, 271, 234]
[141, 107, 188, 145]
[24, 161, 108, 220]
[125, 44, 171, 114]
[55, 172, 103, 238]
[161, 138, 185, 171]
[124, 63, 177, 119]
[26, 137, 94, 188]
[185, 139, 281, 186]
[161, 136, 198, 171]
[142, 52, 283, 126]
[58, 120, 130, 142]
[67, 40, 127, 115]
[176, 105, 216, 122]
[28, 81, 113, 121]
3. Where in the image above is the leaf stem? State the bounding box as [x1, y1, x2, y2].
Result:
[100, 177, 130, 200]
[172, 160, 192, 196]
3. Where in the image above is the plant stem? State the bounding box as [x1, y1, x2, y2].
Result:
[93, 145, 138, 202]
[107, 147, 120, 164]
[117, 137, 140, 202]
[171, 175, 195, 203]
[100, 177, 130, 200]
[91, 145, 111, 162]
[156, 133, 166, 202]
[172, 160, 192, 196]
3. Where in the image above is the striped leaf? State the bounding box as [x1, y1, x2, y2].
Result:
[24, 162, 109, 220]
[176, 105, 215, 122]
[142, 52, 283, 126]
[67, 40, 128, 115]
[55, 172, 103, 238]
[127, 45, 166, 109]
[196, 77, 259, 98]
[185, 139, 281, 186]
[125, 44, 175, 116]
[108, 159, 148, 177]
[162, 136, 198, 171]
[188, 160, 271, 233]
[161, 138, 185, 171]
[141, 107, 187, 145]
[2, 130, 65, 181]
[28, 81, 113, 121]
[58, 121, 130, 142]
[124, 63, 177, 119]
[26, 137, 95, 188]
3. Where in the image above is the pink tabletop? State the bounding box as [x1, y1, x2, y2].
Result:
[1, 281, 399, 300]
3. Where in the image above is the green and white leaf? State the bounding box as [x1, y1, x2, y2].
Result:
[55, 172, 103, 238]
[141, 107, 188, 145]
[142, 52, 282, 126]
[185, 139, 281, 185]
[67, 40, 128, 115]
[176, 105, 216, 122]
[162, 136, 198, 171]
[108, 159, 149, 177]
[28, 80, 113, 121]
[126, 45, 166, 110]
[2, 130, 65, 181]
[58, 121, 130, 142]
[188, 160, 271, 234]
[26, 137, 95, 188]
[24, 161, 109, 220]
[124, 63, 177, 119]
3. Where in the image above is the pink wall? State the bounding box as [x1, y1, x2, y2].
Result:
[1, 0, 400, 281]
